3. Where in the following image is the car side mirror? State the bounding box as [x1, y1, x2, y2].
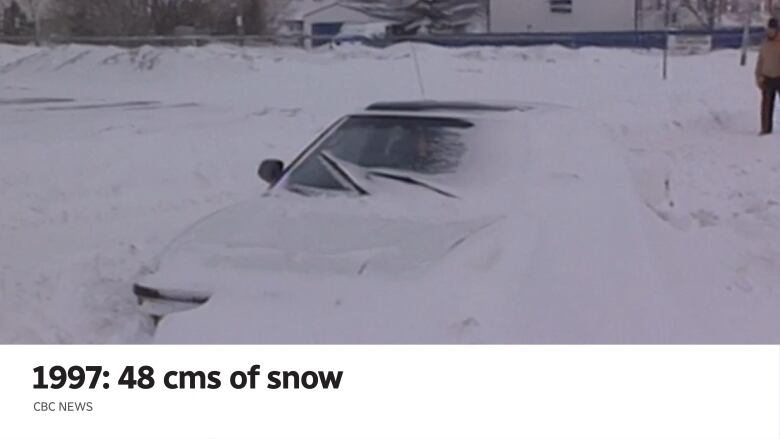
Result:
[258, 159, 284, 184]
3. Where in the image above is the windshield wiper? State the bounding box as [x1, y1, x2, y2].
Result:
[366, 170, 458, 199]
[318, 151, 369, 195]
[318, 152, 456, 199]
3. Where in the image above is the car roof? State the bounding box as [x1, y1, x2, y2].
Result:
[359, 100, 569, 120]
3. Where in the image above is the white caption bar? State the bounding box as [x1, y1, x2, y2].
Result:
[0, 346, 777, 439]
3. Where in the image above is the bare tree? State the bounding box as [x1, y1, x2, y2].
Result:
[677, 0, 720, 29]
[345, 0, 485, 34]
[639, 0, 757, 30]
[2, 1, 24, 35]
[17, 0, 46, 36]
[46, 0, 269, 36]
[49, 0, 154, 36]
[263, 0, 295, 34]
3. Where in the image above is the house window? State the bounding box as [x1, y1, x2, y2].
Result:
[550, 0, 573, 14]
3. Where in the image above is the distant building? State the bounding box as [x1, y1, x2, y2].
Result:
[277, 0, 381, 48]
[489, 0, 779, 33]
[489, 0, 637, 33]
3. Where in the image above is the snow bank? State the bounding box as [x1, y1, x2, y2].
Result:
[1, 43, 779, 342]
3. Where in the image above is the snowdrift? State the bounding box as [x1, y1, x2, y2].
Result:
[1, 43, 779, 342]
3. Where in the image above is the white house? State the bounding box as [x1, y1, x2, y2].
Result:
[278, 0, 381, 48]
[489, 0, 637, 33]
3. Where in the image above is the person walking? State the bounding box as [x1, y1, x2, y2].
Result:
[756, 18, 780, 135]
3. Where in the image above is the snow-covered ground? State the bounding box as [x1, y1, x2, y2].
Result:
[1, 42, 779, 343]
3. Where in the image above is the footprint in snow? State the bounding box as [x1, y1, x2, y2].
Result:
[451, 317, 480, 335]
[745, 200, 779, 215]
[690, 209, 719, 227]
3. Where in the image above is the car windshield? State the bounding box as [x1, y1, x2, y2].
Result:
[284, 115, 473, 194]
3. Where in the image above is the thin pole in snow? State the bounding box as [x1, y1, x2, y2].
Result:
[663, 0, 670, 80]
[409, 42, 427, 99]
[740, 1, 753, 66]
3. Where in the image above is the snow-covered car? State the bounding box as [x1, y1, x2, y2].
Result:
[331, 22, 391, 47]
[136, 100, 668, 343]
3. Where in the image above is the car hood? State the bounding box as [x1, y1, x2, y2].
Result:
[140, 195, 501, 295]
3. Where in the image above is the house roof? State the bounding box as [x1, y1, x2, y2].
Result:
[281, 0, 376, 21]
[282, 0, 339, 21]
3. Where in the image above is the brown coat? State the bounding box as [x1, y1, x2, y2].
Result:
[756, 38, 780, 81]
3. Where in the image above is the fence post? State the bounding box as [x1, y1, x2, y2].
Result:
[740, 1, 754, 66]
[662, 0, 670, 80]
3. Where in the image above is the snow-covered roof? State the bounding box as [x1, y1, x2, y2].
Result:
[282, 0, 340, 21]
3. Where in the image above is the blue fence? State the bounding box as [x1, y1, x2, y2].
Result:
[0, 27, 768, 50]
[346, 27, 767, 50]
